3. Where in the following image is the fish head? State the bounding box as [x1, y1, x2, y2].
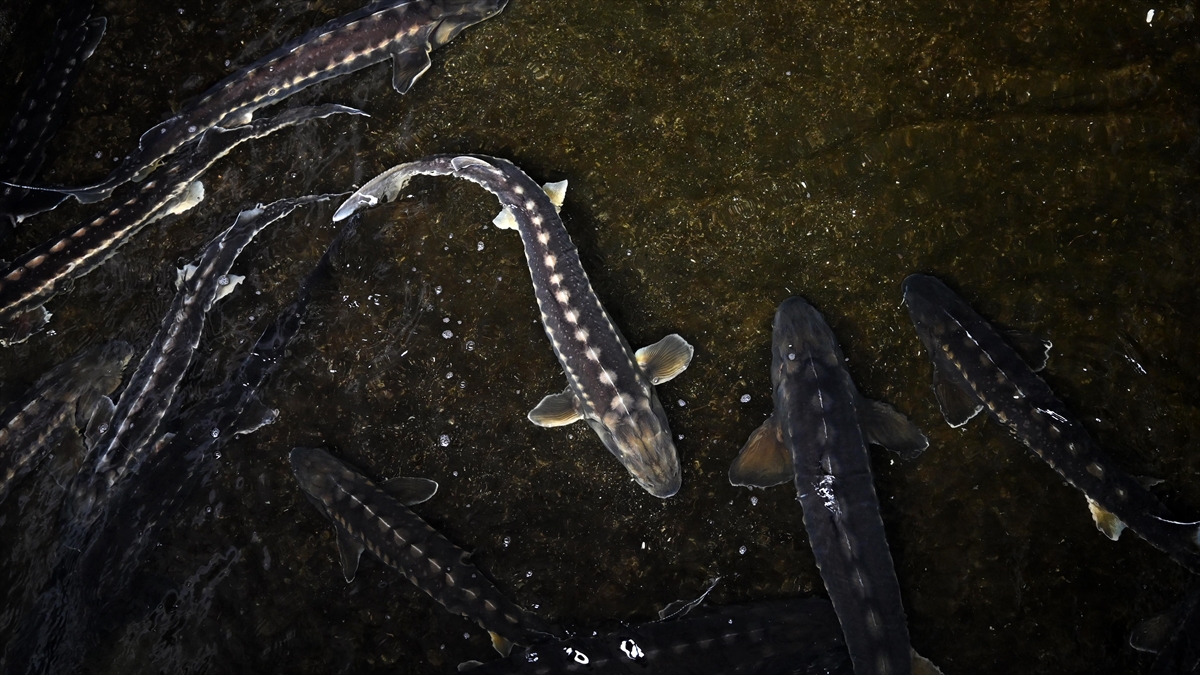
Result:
[588, 395, 682, 498]
[289, 447, 350, 516]
[430, 0, 510, 48]
[770, 297, 842, 380]
[901, 273, 958, 337]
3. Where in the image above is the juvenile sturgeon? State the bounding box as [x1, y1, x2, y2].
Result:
[3, 215, 348, 675]
[0, 103, 363, 346]
[18, 0, 507, 212]
[0, 1, 107, 230]
[290, 446, 561, 654]
[334, 155, 695, 498]
[462, 597, 852, 675]
[67, 194, 333, 523]
[0, 340, 132, 505]
[903, 273, 1200, 573]
[728, 297, 928, 675]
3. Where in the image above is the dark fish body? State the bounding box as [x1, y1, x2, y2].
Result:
[730, 297, 922, 675]
[0, 1, 106, 229]
[0, 103, 363, 345]
[290, 446, 559, 649]
[3, 216, 347, 675]
[466, 598, 852, 675]
[902, 273, 1200, 573]
[334, 155, 694, 498]
[0, 340, 132, 504]
[67, 195, 332, 522]
[39, 0, 507, 208]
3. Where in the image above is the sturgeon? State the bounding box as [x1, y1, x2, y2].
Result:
[728, 297, 928, 675]
[334, 155, 695, 498]
[0, 103, 363, 346]
[1, 212, 350, 675]
[462, 597, 852, 675]
[0, 1, 106, 229]
[290, 446, 561, 654]
[0, 340, 132, 505]
[67, 195, 334, 523]
[903, 273, 1200, 573]
[17, 0, 507, 213]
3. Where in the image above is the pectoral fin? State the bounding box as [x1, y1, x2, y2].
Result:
[1002, 328, 1052, 372]
[492, 208, 519, 230]
[1087, 497, 1127, 541]
[1129, 604, 1184, 653]
[859, 397, 930, 459]
[390, 47, 433, 94]
[728, 415, 793, 488]
[635, 334, 695, 385]
[933, 369, 984, 428]
[336, 526, 365, 582]
[541, 180, 568, 211]
[382, 476, 438, 505]
[489, 632, 514, 657]
[150, 180, 205, 224]
[231, 396, 278, 436]
[214, 274, 245, 302]
[528, 389, 582, 427]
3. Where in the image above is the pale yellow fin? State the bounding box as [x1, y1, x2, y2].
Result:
[635, 334, 694, 385]
[528, 389, 582, 427]
[541, 179, 568, 211]
[1088, 497, 1127, 540]
[489, 631, 513, 656]
[492, 207, 519, 230]
[728, 415, 793, 488]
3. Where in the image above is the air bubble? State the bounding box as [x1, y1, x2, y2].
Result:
[442, 330, 453, 339]
[477, 241, 485, 251]
[439, 434, 450, 447]
[788, 353, 796, 361]
[465, 341, 475, 351]
[446, 372, 454, 379]
[503, 536, 511, 547]
[750, 496, 758, 506]
[677, 399, 686, 407]
[738, 545, 747, 555]
[210, 428, 220, 438]
[435, 286, 443, 295]
[740, 394, 751, 403]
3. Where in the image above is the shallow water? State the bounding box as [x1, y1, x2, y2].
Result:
[0, 0, 1197, 673]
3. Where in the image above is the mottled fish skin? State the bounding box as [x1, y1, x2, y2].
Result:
[290, 447, 560, 648]
[762, 297, 913, 675]
[28, 0, 507, 211]
[0, 103, 363, 345]
[903, 273, 1200, 573]
[66, 195, 331, 523]
[333, 155, 693, 498]
[0, 1, 106, 229]
[465, 597, 852, 675]
[0, 340, 132, 505]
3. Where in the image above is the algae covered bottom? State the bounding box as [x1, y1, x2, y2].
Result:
[0, 0, 1197, 673]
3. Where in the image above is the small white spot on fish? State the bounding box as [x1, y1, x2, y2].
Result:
[565, 310, 579, 324]
[556, 290, 570, 303]
[549, 274, 562, 286]
[537, 231, 550, 245]
[544, 254, 557, 268]
[439, 434, 450, 447]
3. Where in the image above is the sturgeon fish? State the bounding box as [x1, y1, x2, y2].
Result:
[290, 446, 561, 653]
[728, 297, 928, 675]
[334, 155, 695, 497]
[2, 209, 348, 675]
[903, 273, 1200, 573]
[17, 0, 507, 213]
[67, 195, 334, 523]
[0, 103, 363, 346]
[462, 597, 852, 675]
[0, 340, 132, 505]
[0, 1, 106, 230]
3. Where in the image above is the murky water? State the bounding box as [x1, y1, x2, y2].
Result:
[0, 0, 1197, 672]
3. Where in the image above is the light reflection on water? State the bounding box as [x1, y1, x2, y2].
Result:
[0, 0, 1197, 673]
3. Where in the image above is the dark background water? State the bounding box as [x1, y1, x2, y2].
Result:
[0, 0, 1197, 672]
